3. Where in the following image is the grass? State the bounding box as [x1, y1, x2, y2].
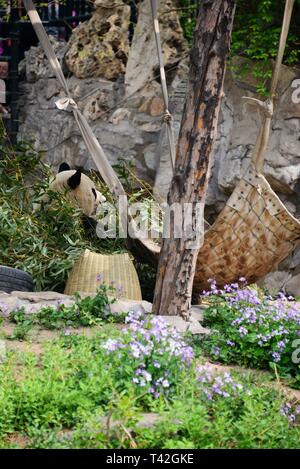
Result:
[0, 306, 299, 449]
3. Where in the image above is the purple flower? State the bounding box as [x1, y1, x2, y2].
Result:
[197, 369, 244, 400]
[106, 310, 194, 396]
[96, 273, 104, 282]
[239, 326, 248, 336]
[271, 351, 281, 363]
[226, 340, 235, 347]
[181, 346, 194, 363]
[277, 340, 286, 351]
[280, 402, 297, 424]
[103, 339, 122, 352]
[162, 379, 170, 388]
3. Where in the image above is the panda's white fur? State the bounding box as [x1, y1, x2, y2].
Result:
[35, 163, 106, 217]
[50, 169, 106, 217]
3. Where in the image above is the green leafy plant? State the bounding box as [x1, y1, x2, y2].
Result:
[9, 284, 119, 331]
[178, 0, 300, 94]
[0, 122, 126, 291]
[8, 308, 33, 340]
[200, 280, 300, 388]
[0, 325, 299, 448]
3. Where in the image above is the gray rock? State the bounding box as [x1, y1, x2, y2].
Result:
[257, 271, 292, 294]
[110, 299, 153, 315]
[291, 247, 300, 271]
[65, 0, 130, 80]
[189, 305, 205, 322]
[98, 412, 164, 430]
[19, 38, 67, 83]
[124, 0, 187, 97]
[160, 315, 210, 335]
[11, 291, 71, 303]
[285, 274, 300, 297]
[135, 413, 164, 429]
[0, 293, 20, 317]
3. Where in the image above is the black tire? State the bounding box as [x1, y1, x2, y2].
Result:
[0, 266, 34, 293]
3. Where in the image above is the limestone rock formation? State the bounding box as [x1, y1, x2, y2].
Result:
[18, 72, 157, 181]
[19, 37, 67, 83]
[65, 0, 130, 80]
[125, 0, 188, 97]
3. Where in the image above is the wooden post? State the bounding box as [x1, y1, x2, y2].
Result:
[152, 0, 236, 318]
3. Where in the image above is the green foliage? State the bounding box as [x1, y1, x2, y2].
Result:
[135, 262, 157, 302]
[135, 385, 300, 449]
[8, 310, 33, 340]
[178, 0, 300, 94]
[0, 327, 299, 448]
[0, 124, 126, 292]
[200, 285, 300, 388]
[9, 285, 120, 334]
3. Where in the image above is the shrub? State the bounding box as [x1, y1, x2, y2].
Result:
[102, 311, 194, 403]
[201, 280, 300, 387]
[178, 0, 300, 94]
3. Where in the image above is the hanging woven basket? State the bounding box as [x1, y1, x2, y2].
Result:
[133, 163, 300, 295]
[193, 164, 300, 294]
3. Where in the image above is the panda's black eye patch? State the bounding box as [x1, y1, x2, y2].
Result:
[92, 188, 97, 200]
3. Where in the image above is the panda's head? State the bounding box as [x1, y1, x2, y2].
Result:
[49, 162, 106, 217]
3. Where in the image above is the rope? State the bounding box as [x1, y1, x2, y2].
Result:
[150, 0, 176, 172]
[22, 0, 128, 235]
[249, 0, 295, 172]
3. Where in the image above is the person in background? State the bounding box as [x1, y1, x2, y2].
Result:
[0, 61, 8, 80]
[0, 78, 8, 116]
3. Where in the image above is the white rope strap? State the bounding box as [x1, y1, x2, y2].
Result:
[245, 0, 295, 172]
[150, 0, 176, 172]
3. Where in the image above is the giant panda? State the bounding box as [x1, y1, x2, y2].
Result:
[48, 162, 106, 217]
[35, 162, 106, 234]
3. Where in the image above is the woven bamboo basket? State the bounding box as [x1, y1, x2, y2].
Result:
[64, 249, 142, 300]
[193, 163, 300, 294]
[135, 163, 300, 295]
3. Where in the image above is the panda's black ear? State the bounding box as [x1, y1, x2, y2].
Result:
[58, 162, 71, 173]
[68, 169, 81, 189]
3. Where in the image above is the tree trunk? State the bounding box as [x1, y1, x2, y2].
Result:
[152, 0, 236, 318]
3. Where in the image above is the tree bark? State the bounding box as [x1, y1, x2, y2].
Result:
[152, 0, 236, 318]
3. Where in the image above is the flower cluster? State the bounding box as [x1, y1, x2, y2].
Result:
[202, 280, 300, 384]
[96, 273, 124, 299]
[280, 402, 300, 424]
[103, 310, 194, 397]
[196, 366, 245, 400]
